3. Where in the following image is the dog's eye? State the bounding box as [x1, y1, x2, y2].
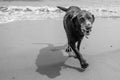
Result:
[87, 16, 91, 20]
[80, 17, 85, 22]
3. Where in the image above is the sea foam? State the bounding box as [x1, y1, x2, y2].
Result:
[0, 6, 120, 24]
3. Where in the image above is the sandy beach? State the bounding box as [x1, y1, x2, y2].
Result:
[0, 17, 120, 80]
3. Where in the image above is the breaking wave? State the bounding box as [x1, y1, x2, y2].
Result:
[1, 6, 120, 24]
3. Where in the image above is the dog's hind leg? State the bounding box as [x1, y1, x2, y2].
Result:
[65, 45, 72, 52]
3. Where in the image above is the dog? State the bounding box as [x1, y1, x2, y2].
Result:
[57, 6, 95, 69]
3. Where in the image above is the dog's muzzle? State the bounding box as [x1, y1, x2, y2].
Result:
[86, 26, 92, 35]
[81, 25, 92, 39]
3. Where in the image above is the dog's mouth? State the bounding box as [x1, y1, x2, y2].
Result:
[81, 26, 92, 39]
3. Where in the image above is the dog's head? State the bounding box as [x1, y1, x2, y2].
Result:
[72, 10, 95, 38]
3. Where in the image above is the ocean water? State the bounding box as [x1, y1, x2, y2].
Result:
[0, 0, 120, 24]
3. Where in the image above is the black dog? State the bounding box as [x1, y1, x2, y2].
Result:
[57, 6, 95, 69]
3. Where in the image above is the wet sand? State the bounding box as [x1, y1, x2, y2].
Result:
[0, 18, 120, 80]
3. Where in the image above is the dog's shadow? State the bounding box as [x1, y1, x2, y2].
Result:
[35, 43, 84, 79]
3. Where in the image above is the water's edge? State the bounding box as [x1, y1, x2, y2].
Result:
[1, 6, 120, 24]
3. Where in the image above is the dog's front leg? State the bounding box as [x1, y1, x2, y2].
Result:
[69, 42, 88, 69]
[69, 42, 83, 64]
[77, 37, 83, 51]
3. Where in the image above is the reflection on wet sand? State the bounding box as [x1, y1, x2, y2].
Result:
[35, 44, 85, 78]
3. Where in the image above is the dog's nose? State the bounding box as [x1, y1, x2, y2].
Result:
[87, 23, 91, 27]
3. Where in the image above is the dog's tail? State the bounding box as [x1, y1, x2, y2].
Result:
[57, 6, 68, 12]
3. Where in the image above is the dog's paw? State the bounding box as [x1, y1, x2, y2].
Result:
[81, 63, 89, 69]
[81, 60, 89, 69]
[65, 46, 72, 52]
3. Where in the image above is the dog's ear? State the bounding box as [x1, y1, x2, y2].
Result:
[92, 15, 95, 23]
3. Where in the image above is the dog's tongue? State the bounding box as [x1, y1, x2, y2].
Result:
[81, 29, 89, 39]
[85, 35, 88, 39]
[84, 32, 89, 39]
